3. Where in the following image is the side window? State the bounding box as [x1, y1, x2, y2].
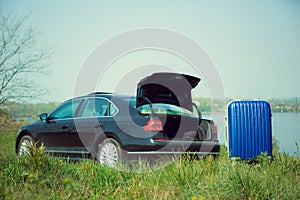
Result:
[49, 99, 81, 120]
[109, 103, 118, 116]
[80, 98, 109, 117]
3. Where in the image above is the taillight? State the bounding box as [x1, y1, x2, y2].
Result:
[143, 119, 163, 132]
[152, 137, 167, 141]
[212, 122, 218, 142]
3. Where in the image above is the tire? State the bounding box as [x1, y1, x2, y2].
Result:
[97, 138, 122, 167]
[17, 135, 34, 156]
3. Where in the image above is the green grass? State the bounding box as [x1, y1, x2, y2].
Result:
[0, 118, 300, 199]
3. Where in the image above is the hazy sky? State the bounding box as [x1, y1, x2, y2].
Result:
[3, 0, 300, 102]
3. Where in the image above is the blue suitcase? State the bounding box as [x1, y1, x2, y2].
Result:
[226, 100, 272, 160]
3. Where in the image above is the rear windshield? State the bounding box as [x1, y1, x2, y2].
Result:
[136, 103, 198, 118]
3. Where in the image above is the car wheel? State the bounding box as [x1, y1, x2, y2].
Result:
[97, 138, 122, 167]
[17, 135, 34, 156]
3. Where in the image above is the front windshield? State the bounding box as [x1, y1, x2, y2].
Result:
[137, 103, 198, 118]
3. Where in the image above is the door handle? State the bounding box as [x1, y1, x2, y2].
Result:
[94, 124, 102, 128]
[62, 125, 69, 129]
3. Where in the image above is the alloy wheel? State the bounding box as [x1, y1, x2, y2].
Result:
[98, 139, 120, 167]
[19, 136, 33, 156]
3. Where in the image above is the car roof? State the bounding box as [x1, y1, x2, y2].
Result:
[87, 92, 133, 99]
[63, 92, 132, 103]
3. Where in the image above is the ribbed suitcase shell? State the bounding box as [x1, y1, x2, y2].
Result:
[227, 100, 272, 160]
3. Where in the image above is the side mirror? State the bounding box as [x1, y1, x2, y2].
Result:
[39, 113, 48, 121]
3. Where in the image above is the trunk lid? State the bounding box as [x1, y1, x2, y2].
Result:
[136, 73, 200, 111]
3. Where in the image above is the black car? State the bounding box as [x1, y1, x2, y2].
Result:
[16, 73, 220, 167]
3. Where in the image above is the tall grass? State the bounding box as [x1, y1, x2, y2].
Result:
[0, 122, 300, 199]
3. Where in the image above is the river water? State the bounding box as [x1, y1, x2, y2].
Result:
[272, 112, 300, 156]
[205, 112, 300, 157]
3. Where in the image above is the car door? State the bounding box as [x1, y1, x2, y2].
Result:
[36, 99, 82, 152]
[70, 97, 114, 152]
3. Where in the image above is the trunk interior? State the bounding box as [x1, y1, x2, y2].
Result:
[157, 114, 199, 140]
[157, 114, 214, 141]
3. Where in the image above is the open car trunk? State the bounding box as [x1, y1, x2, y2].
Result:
[136, 73, 217, 141]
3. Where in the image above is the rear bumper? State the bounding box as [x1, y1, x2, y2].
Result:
[125, 140, 220, 156]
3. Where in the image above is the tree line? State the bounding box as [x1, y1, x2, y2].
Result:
[1, 101, 60, 121]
